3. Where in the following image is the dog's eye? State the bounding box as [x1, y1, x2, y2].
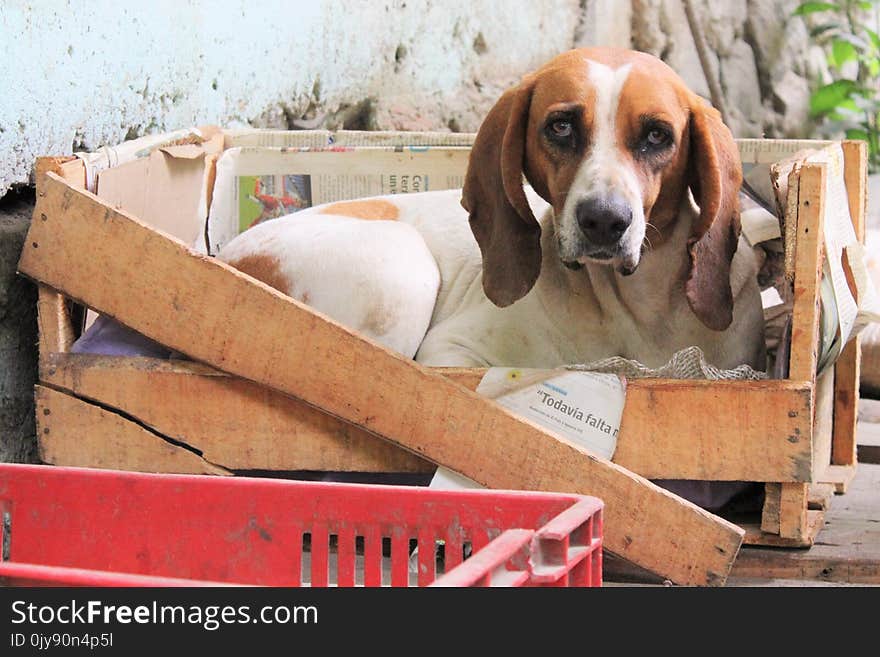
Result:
[636, 123, 674, 157]
[646, 129, 669, 146]
[550, 120, 573, 138]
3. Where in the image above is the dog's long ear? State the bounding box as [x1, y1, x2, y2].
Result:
[462, 78, 540, 307]
[686, 98, 743, 331]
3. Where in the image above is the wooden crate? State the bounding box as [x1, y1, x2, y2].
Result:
[20, 135, 868, 582]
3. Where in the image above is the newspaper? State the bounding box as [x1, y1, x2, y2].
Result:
[223, 128, 476, 149]
[205, 145, 471, 253]
[430, 368, 626, 490]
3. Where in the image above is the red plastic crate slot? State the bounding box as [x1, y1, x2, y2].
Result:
[536, 498, 604, 540]
[429, 529, 533, 587]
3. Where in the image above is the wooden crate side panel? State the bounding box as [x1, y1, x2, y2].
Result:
[41, 354, 433, 474]
[42, 355, 813, 482]
[20, 173, 746, 587]
[612, 379, 811, 481]
[36, 386, 230, 476]
[439, 370, 814, 482]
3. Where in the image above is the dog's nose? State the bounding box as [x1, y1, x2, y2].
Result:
[576, 195, 632, 247]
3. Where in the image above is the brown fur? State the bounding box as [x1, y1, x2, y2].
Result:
[463, 47, 742, 330]
[320, 199, 400, 221]
[226, 254, 290, 295]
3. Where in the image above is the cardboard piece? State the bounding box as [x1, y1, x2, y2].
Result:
[97, 136, 223, 249]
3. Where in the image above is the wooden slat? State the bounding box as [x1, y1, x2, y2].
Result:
[778, 482, 809, 539]
[34, 156, 85, 190]
[832, 339, 861, 465]
[812, 368, 834, 480]
[36, 285, 76, 363]
[782, 163, 802, 282]
[760, 484, 782, 535]
[760, 482, 808, 541]
[789, 163, 827, 382]
[831, 140, 868, 467]
[445, 371, 815, 482]
[35, 386, 230, 476]
[42, 355, 813, 482]
[33, 158, 86, 366]
[742, 509, 824, 547]
[818, 464, 856, 494]
[41, 353, 433, 474]
[808, 483, 835, 511]
[19, 172, 746, 586]
[842, 140, 868, 243]
[612, 379, 811, 481]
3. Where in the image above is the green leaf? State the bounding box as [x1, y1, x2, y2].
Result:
[846, 129, 870, 142]
[793, 2, 838, 15]
[866, 28, 880, 51]
[831, 39, 858, 67]
[857, 1, 874, 10]
[810, 79, 859, 116]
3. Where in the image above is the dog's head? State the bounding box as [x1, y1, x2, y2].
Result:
[462, 48, 743, 331]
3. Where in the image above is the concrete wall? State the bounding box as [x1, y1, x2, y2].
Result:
[1, 0, 588, 196]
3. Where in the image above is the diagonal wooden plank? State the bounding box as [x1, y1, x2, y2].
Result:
[19, 172, 746, 585]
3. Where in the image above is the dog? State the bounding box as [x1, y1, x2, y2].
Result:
[217, 48, 766, 373]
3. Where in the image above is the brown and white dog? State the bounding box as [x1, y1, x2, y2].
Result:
[218, 48, 766, 371]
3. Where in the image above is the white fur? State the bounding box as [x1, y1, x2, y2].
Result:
[217, 188, 765, 372]
[217, 213, 440, 359]
[557, 61, 646, 272]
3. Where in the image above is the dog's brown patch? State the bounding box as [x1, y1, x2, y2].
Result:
[362, 302, 395, 336]
[227, 254, 290, 294]
[320, 199, 400, 220]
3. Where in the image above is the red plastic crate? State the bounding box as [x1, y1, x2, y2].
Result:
[0, 464, 602, 587]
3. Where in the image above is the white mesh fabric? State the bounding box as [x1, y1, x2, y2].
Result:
[566, 345, 768, 381]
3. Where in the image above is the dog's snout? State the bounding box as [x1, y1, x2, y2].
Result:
[576, 195, 633, 247]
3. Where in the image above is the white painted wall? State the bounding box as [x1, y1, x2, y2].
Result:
[0, 0, 589, 195]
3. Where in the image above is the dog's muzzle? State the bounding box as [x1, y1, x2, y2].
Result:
[575, 194, 632, 254]
[570, 194, 641, 275]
